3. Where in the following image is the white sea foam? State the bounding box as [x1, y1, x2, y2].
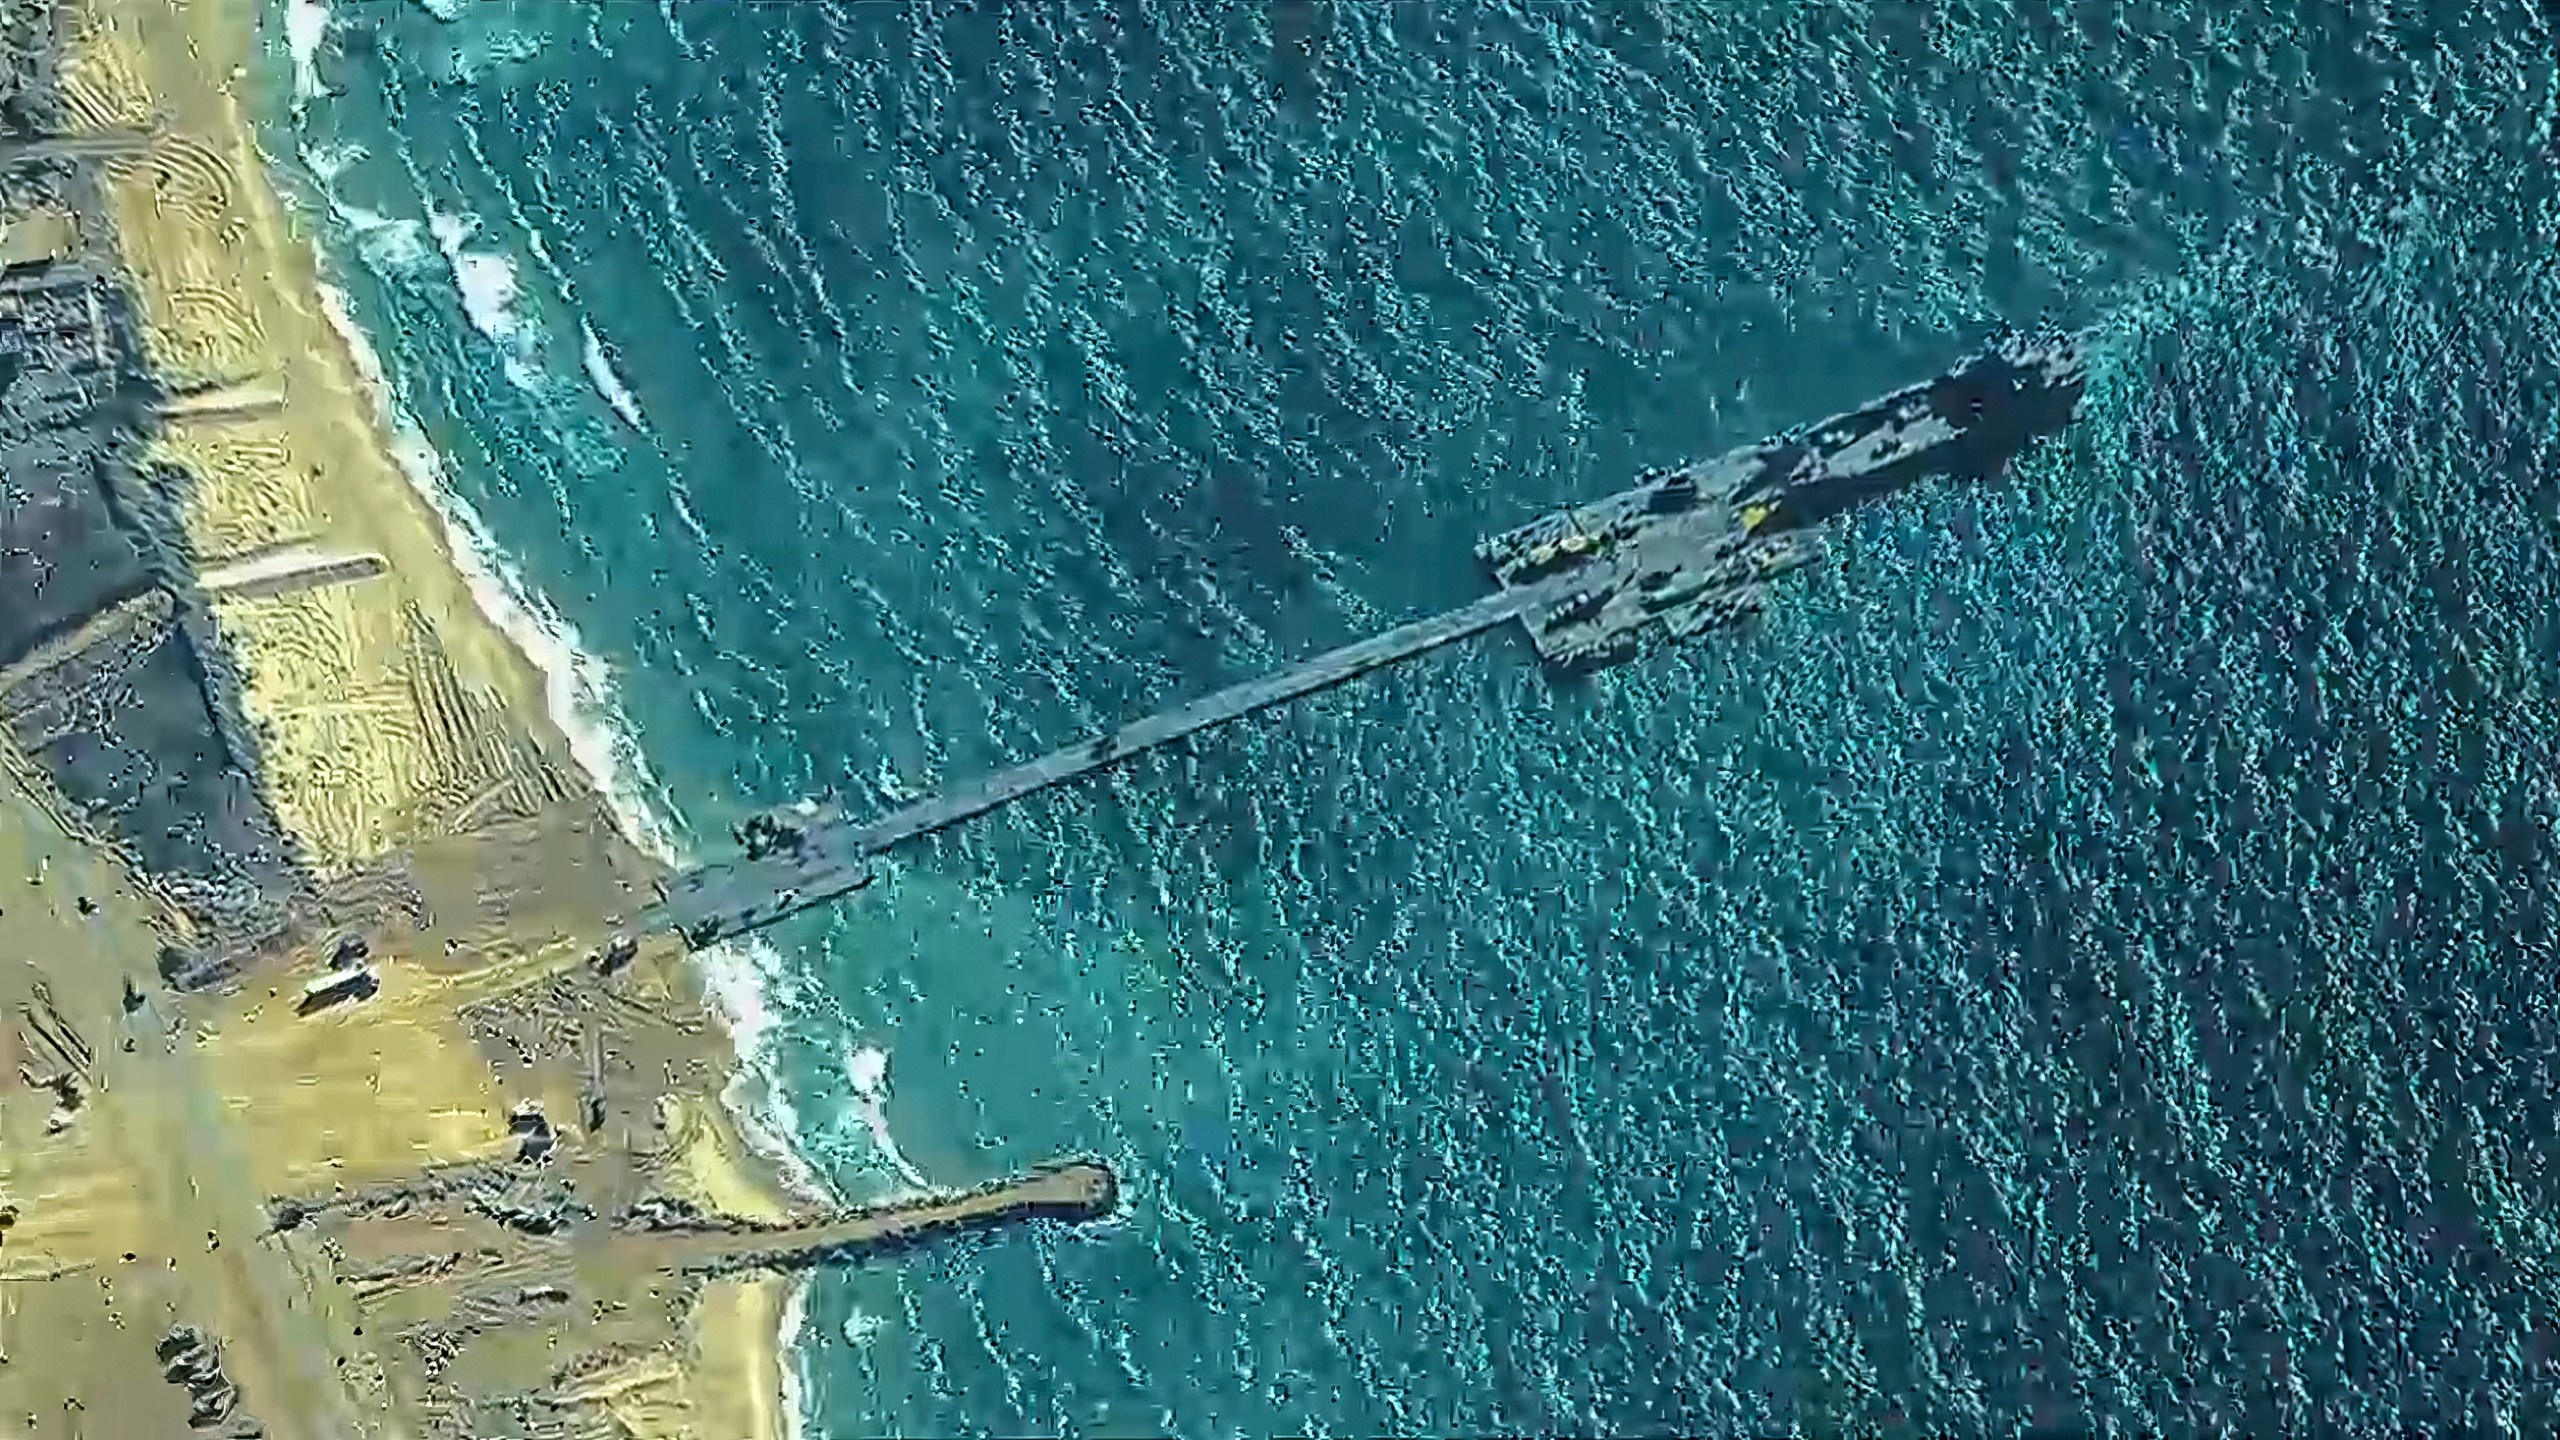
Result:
[424, 9, 549, 87]
[298, 142, 431, 275]
[311, 265, 683, 863]
[777, 1276, 815, 1440]
[314, 249, 842, 1195]
[844, 1041, 932, 1190]
[422, 207, 640, 448]
[697, 937, 833, 1206]
[485, 25, 546, 67]
[655, 0, 701, 61]
[426, 207, 545, 393]
[301, 139, 364, 183]
[329, 197, 429, 274]
[580, 320, 649, 430]
[293, 106, 834, 1428]
[284, 0, 330, 111]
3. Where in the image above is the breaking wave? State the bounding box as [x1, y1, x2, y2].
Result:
[304, 228, 833, 1212]
[580, 320, 648, 431]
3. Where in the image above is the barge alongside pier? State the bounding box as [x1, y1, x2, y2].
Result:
[645, 332, 2090, 950]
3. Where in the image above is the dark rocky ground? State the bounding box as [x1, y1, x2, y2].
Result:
[0, 134, 299, 968]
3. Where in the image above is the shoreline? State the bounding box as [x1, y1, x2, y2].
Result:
[256, 8, 839, 1226]
[297, 222, 836, 1215]
[47, 0, 819, 1434]
[297, 153, 830, 1440]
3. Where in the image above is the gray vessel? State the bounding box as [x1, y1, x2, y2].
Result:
[1475, 331, 2086, 671]
[636, 331, 2089, 951]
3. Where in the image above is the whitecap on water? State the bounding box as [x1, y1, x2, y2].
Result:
[300, 139, 365, 184]
[285, 0, 330, 111]
[287, 98, 835, 1433]
[323, 192, 427, 274]
[427, 209, 520, 339]
[296, 142, 429, 276]
[427, 208, 544, 393]
[580, 320, 648, 431]
[343, 204, 429, 274]
[314, 273, 672, 856]
[417, 4, 551, 88]
[314, 250, 839, 1217]
[698, 938, 836, 1207]
[844, 1040, 932, 1191]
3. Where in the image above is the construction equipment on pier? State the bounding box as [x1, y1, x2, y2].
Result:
[637, 331, 2089, 951]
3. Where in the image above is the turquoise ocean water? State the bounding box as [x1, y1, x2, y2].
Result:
[260, 3, 2560, 1435]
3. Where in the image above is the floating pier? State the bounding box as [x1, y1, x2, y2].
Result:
[640, 332, 2089, 950]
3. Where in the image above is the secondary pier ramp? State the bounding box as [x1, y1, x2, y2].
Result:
[641, 332, 2088, 951]
[627, 1159, 1121, 1277]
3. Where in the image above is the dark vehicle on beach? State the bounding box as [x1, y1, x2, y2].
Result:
[296, 965, 380, 1017]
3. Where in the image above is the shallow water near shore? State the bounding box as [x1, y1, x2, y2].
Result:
[260, 2, 2560, 1435]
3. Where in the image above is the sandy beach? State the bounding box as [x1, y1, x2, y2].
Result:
[0, 0, 809, 1432]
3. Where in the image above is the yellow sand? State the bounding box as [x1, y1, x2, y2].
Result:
[62, 0, 572, 868]
[0, 744, 390, 1439]
[17, 0, 807, 1433]
[0, 203, 81, 267]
